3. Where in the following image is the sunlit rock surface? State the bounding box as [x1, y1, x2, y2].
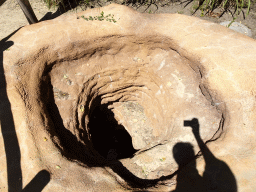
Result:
[1, 4, 256, 191]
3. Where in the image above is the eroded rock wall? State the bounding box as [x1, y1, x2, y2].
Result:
[1, 4, 256, 191]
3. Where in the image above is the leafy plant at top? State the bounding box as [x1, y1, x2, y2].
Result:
[193, 0, 251, 17]
[223, 0, 251, 27]
[80, 11, 117, 23]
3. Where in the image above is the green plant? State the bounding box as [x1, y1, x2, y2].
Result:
[42, 0, 63, 9]
[224, 0, 251, 16]
[85, 0, 90, 5]
[227, 16, 237, 28]
[192, 0, 251, 18]
[80, 11, 117, 23]
[224, 0, 251, 27]
[200, 10, 205, 16]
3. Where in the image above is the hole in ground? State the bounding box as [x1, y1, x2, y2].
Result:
[88, 100, 138, 160]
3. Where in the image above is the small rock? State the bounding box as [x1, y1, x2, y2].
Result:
[220, 21, 252, 37]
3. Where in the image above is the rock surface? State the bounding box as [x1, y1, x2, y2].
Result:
[1, 4, 256, 191]
[220, 21, 252, 37]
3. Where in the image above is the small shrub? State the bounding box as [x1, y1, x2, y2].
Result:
[80, 11, 117, 23]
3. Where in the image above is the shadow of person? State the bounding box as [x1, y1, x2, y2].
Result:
[172, 142, 206, 191]
[173, 118, 237, 192]
[108, 118, 237, 191]
[1, 29, 50, 192]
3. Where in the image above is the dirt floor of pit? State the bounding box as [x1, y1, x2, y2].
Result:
[0, 0, 256, 40]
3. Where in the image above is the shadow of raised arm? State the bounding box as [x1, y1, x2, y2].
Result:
[184, 118, 215, 163]
[184, 118, 237, 192]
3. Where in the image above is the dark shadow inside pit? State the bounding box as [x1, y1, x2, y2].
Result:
[44, 78, 103, 166]
[88, 98, 138, 160]
[44, 73, 137, 164]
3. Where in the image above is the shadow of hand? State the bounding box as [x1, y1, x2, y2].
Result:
[184, 118, 200, 134]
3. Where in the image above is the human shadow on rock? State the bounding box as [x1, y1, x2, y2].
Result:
[172, 118, 237, 192]
[172, 142, 206, 191]
[0, 30, 50, 192]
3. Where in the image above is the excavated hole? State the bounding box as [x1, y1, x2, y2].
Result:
[45, 66, 168, 164]
[88, 97, 138, 160]
[44, 53, 222, 177]
[72, 67, 172, 163]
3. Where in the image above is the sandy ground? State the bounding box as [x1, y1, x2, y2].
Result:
[0, 0, 256, 40]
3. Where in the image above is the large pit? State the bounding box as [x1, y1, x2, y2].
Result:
[32, 35, 223, 179]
